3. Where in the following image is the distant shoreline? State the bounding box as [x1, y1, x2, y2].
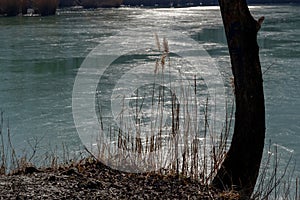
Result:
[60, 1, 300, 8]
[57, 3, 300, 10]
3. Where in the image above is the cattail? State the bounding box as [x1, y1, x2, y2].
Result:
[154, 33, 161, 52]
[161, 54, 166, 70]
[154, 59, 159, 74]
[163, 37, 169, 53]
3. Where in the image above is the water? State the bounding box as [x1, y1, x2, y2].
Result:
[0, 5, 299, 180]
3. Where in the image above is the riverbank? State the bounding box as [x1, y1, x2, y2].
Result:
[0, 157, 239, 199]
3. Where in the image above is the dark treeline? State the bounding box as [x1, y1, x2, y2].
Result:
[0, 0, 59, 16]
[59, 0, 299, 7]
[1, 0, 299, 17]
[122, 0, 214, 7]
[124, 0, 299, 6]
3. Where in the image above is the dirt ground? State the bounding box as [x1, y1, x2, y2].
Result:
[0, 158, 239, 199]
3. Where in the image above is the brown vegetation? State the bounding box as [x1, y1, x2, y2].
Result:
[31, 0, 59, 16]
[0, 0, 28, 16]
[0, 0, 59, 16]
[81, 0, 123, 8]
[0, 157, 241, 199]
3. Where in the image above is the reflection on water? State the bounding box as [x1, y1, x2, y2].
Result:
[0, 5, 299, 179]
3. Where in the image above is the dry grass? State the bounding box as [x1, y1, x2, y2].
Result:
[0, 33, 299, 198]
[94, 34, 232, 183]
[252, 141, 299, 199]
[92, 34, 299, 199]
[0, 111, 85, 174]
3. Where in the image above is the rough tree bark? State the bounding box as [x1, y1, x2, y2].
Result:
[212, 0, 266, 198]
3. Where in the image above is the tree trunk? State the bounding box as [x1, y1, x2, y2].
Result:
[212, 0, 266, 198]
